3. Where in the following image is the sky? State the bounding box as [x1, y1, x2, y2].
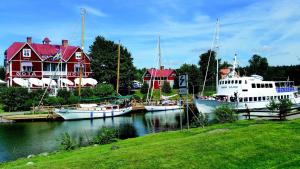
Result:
[0, 0, 300, 68]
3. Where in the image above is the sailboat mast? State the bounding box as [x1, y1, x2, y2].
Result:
[215, 18, 220, 93]
[116, 41, 121, 94]
[78, 8, 86, 97]
[158, 36, 162, 99]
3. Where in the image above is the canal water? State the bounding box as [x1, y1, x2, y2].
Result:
[0, 110, 190, 162]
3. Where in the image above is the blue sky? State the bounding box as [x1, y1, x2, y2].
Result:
[1, 0, 300, 68]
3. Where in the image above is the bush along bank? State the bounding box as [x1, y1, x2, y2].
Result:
[0, 84, 115, 112]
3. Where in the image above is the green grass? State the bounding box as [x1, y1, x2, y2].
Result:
[0, 104, 4, 114]
[2, 119, 300, 169]
[134, 89, 180, 101]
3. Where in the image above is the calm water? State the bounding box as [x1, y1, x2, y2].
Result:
[0, 110, 189, 162]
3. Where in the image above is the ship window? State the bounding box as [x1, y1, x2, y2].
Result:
[235, 80, 238, 84]
[239, 98, 243, 102]
[274, 96, 277, 100]
[257, 84, 261, 88]
[275, 83, 279, 87]
[263, 97, 266, 101]
[242, 89, 248, 92]
[287, 95, 289, 99]
[231, 80, 234, 84]
[281, 95, 283, 99]
[252, 84, 256, 88]
[258, 97, 261, 101]
[270, 84, 273, 88]
[244, 97, 248, 102]
[245, 80, 247, 84]
[230, 97, 235, 102]
[225, 81, 227, 84]
[266, 96, 269, 100]
[271, 96, 273, 100]
[261, 84, 265, 88]
[239, 80, 242, 84]
[254, 97, 257, 101]
[249, 97, 253, 101]
[228, 81, 231, 84]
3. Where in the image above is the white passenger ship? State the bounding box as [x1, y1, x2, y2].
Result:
[194, 56, 300, 113]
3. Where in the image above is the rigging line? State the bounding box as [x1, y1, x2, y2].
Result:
[201, 19, 219, 96]
[38, 13, 82, 107]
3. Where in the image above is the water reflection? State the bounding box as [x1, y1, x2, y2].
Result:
[0, 109, 186, 162]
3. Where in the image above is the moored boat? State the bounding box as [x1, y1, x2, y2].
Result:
[55, 104, 132, 120]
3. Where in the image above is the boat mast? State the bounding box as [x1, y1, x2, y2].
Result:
[215, 18, 220, 93]
[158, 36, 162, 100]
[116, 41, 121, 94]
[200, 19, 220, 96]
[78, 8, 86, 97]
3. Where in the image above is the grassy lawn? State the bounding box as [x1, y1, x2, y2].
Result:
[134, 89, 180, 101]
[2, 119, 300, 169]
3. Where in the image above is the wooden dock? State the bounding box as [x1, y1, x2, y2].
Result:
[1, 113, 62, 122]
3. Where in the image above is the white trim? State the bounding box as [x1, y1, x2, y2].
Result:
[8, 43, 43, 61]
[64, 48, 91, 62]
[22, 49, 31, 57]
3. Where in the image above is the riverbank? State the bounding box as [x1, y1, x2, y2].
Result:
[1, 119, 300, 168]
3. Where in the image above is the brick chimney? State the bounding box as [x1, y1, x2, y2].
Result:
[27, 37, 32, 44]
[160, 66, 164, 70]
[62, 40, 68, 47]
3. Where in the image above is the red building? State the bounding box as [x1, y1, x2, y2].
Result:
[143, 66, 176, 89]
[4, 37, 96, 90]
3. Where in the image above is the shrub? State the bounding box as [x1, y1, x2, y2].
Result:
[67, 95, 79, 105]
[45, 97, 64, 106]
[0, 87, 30, 111]
[81, 87, 94, 98]
[57, 89, 71, 101]
[94, 84, 115, 97]
[214, 105, 237, 123]
[191, 112, 208, 128]
[59, 132, 77, 151]
[162, 81, 171, 94]
[93, 126, 118, 145]
[140, 82, 149, 94]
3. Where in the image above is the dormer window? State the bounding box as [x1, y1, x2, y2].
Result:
[75, 52, 82, 59]
[23, 49, 31, 57]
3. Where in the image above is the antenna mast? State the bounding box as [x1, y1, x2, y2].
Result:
[78, 8, 86, 97]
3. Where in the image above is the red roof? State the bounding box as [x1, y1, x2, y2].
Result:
[6, 41, 86, 61]
[146, 68, 175, 77]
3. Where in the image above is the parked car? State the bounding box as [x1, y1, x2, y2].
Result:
[132, 81, 142, 89]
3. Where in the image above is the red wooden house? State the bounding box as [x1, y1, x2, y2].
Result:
[4, 37, 96, 89]
[143, 66, 176, 89]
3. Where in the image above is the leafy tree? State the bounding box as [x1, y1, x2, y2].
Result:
[214, 105, 237, 123]
[219, 61, 232, 69]
[89, 36, 135, 89]
[198, 50, 218, 86]
[94, 84, 115, 97]
[162, 81, 171, 94]
[57, 89, 71, 101]
[248, 54, 268, 77]
[81, 87, 94, 98]
[176, 64, 202, 94]
[140, 82, 149, 94]
[0, 66, 5, 80]
[0, 87, 30, 111]
[134, 68, 146, 81]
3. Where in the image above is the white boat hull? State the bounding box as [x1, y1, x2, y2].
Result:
[144, 105, 183, 112]
[55, 106, 133, 120]
[193, 98, 300, 114]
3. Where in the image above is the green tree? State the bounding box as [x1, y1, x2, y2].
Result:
[140, 82, 149, 94]
[134, 68, 146, 81]
[0, 66, 5, 80]
[94, 84, 115, 97]
[219, 61, 232, 69]
[198, 50, 218, 86]
[248, 54, 268, 77]
[89, 36, 135, 89]
[176, 64, 202, 94]
[162, 81, 171, 94]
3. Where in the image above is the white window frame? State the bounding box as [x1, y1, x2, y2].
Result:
[75, 52, 82, 59]
[23, 49, 31, 57]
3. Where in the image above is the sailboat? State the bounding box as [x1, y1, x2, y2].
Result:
[193, 19, 300, 114]
[144, 36, 182, 112]
[54, 9, 132, 120]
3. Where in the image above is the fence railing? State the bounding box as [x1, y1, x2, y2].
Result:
[241, 107, 300, 120]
